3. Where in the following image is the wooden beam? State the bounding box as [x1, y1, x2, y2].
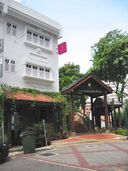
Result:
[91, 96, 95, 129]
[104, 94, 109, 129]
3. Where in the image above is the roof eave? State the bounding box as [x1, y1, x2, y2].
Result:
[61, 74, 113, 95]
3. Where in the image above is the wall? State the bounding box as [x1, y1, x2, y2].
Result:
[0, 0, 61, 92]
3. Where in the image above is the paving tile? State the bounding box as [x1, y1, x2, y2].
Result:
[36, 153, 79, 165]
[82, 151, 128, 165]
[112, 142, 128, 151]
[24, 139, 128, 171]
[77, 143, 116, 152]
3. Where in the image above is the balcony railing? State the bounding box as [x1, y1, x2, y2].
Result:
[24, 68, 54, 82]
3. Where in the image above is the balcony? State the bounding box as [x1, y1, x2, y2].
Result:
[23, 67, 54, 83]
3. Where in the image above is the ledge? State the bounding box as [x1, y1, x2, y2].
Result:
[24, 41, 52, 53]
[23, 75, 54, 83]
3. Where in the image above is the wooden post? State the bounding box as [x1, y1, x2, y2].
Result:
[113, 99, 117, 132]
[70, 94, 76, 135]
[81, 95, 85, 115]
[104, 94, 109, 129]
[91, 96, 95, 129]
[118, 107, 121, 128]
[108, 114, 111, 128]
[42, 119, 47, 146]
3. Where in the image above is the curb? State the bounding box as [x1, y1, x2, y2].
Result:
[9, 145, 54, 157]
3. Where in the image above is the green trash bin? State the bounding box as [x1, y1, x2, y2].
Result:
[20, 131, 35, 154]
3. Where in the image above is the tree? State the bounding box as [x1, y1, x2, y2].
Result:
[123, 100, 128, 134]
[91, 29, 128, 103]
[59, 63, 84, 91]
[59, 63, 86, 131]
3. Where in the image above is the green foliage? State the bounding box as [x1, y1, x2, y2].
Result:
[0, 85, 6, 125]
[59, 63, 88, 130]
[44, 92, 64, 103]
[34, 121, 44, 130]
[123, 100, 128, 129]
[0, 110, 4, 125]
[114, 111, 124, 121]
[11, 87, 64, 103]
[59, 63, 86, 127]
[114, 128, 128, 136]
[59, 63, 84, 91]
[123, 100, 128, 115]
[91, 29, 128, 103]
[12, 87, 42, 96]
[0, 84, 12, 125]
[10, 100, 17, 116]
[0, 84, 66, 126]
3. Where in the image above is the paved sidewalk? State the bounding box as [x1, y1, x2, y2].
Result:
[9, 133, 126, 156]
[24, 141, 128, 171]
[9, 133, 128, 171]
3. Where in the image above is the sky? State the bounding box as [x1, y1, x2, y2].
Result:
[15, 0, 128, 73]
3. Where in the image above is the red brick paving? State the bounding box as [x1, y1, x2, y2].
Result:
[24, 139, 128, 171]
[107, 142, 128, 153]
[70, 146, 90, 168]
[58, 133, 117, 143]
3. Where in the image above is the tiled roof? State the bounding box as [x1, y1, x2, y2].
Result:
[7, 91, 54, 103]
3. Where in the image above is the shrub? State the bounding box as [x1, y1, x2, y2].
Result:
[114, 128, 128, 136]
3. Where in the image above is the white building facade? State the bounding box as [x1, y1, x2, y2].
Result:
[0, 0, 62, 92]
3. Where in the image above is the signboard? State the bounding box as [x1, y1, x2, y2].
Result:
[77, 90, 102, 94]
[0, 39, 4, 77]
[58, 42, 67, 55]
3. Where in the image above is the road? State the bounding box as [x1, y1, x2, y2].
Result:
[0, 140, 128, 171]
[0, 157, 94, 171]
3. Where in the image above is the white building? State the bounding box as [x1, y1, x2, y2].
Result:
[0, 0, 62, 92]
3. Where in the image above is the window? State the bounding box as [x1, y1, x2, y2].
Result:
[26, 64, 31, 68]
[33, 65, 38, 77]
[4, 59, 16, 72]
[27, 30, 32, 41]
[33, 33, 38, 43]
[26, 28, 51, 49]
[7, 22, 17, 36]
[39, 67, 44, 71]
[7, 23, 11, 33]
[39, 67, 44, 78]
[39, 36, 44, 45]
[5, 59, 9, 71]
[25, 63, 52, 80]
[26, 64, 31, 76]
[12, 25, 17, 36]
[11, 60, 15, 72]
[45, 68, 50, 79]
[33, 66, 37, 70]
[45, 37, 50, 48]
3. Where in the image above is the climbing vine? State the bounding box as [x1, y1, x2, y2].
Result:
[0, 87, 4, 125]
[10, 99, 17, 116]
[0, 84, 12, 125]
[0, 85, 68, 132]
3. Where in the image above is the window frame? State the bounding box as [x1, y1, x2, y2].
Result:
[26, 27, 52, 49]
[10, 60, 15, 72]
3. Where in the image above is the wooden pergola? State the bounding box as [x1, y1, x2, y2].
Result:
[61, 74, 113, 133]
